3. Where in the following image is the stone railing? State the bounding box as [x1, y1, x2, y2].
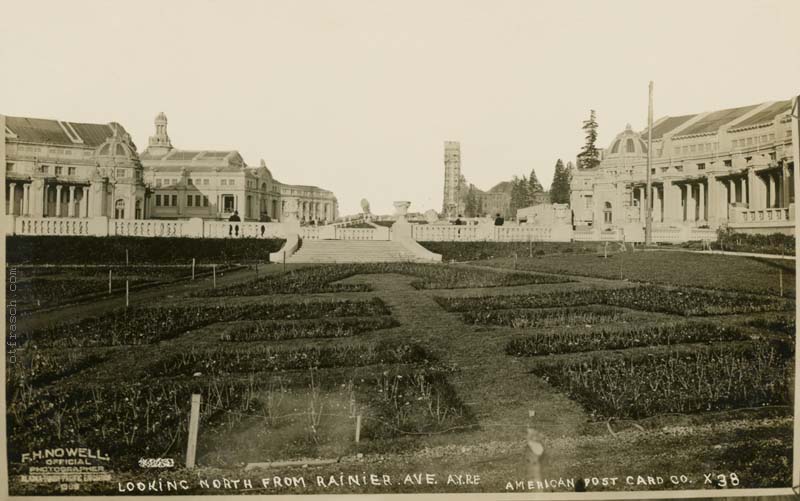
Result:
[299, 226, 320, 240]
[411, 224, 485, 241]
[335, 227, 382, 240]
[111, 219, 189, 238]
[738, 207, 793, 223]
[16, 216, 92, 236]
[205, 221, 285, 239]
[651, 226, 684, 243]
[573, 227, 597, 241]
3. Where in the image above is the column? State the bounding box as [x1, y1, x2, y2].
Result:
[81, 187, 89, 217]
[22, 184, 29, 216]
[685, 184, 695, 222]
[55, 185, 63, 217]
[652, 185, 661, 223]
[8, 183, 16, 215]
[768, 173, 776, 208]
[706, 175, 722, 224]
[698, 181, 706, 222]
[68, 186, 76, 217]
[739, 177, 747, 206]
[43, 184, 49, 216]
[663, 181, 680, 223]
[782, 163, 790, 208]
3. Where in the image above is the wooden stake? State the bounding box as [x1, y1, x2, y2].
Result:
[125, 280, 129, 307]
[780, 269, 784, 297]
[283, 251, 286, 273]
[604, 242, 608, 259]
[355, 414, 362, 444]
[212, 265, 217, 288]
[186, 394, 201, 469]
[126, 249, 129, 266]
[192, 258, 196, 280]
[108, 269, 112, 294]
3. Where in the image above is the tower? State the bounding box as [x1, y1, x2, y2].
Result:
[442, 141, 462, 216]
[147, 112, 173, 156]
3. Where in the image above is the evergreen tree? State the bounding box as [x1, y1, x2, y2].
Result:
[577, 109, 601, 170]
[528, 168, 544, 194]
[549, 159, 572, 204]
[509, 176, 527, 215]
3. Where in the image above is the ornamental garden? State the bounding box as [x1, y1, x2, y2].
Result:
[5, 235, 796, 494]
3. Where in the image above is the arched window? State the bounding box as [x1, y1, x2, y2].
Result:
[114, 199, 125, 219]
[625, 138, 635, 153]
[611, 140, 621, 154]
[603, 202, 612, 224]
[135, 199, 142, 219]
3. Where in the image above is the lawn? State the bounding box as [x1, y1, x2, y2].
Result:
[474, 251, 795, 297]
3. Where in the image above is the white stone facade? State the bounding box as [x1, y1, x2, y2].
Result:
[571, 99, 796, 236]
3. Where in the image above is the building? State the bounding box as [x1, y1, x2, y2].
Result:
[140, 113, 338, 223]
[3, 114, 149, 220]
[571, 99, 795, 235]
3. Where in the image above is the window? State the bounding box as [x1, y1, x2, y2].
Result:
[203, 178, 209, 185]
[690, 144, 696, 153]
[697, 163, 705, 170]
[228, 179, 235, 185]
[156, 179, 162, 187]
[651, 168, 656, 175]
[6, 163, 13, 172]
[116, 168, 126, 177]
[156, 194, 162, 206]
[221, 179, 227, 186]
[761, 135, 767, 143]
[682, 146, 689, 154]
[188, 178, 193, 185]
[584, 195, 592, 208]
[55, 166, 63, 175]
[769, 133, 775, 141]
[203, 195, 209, 207]
[171, 195, 178, 207]
[746, 137, 753, 146]
[194, 195, 202, 206]
[724, 160, 732, 167]
[68, 167, 76, 176]
[674, 165, 683, 172]
[41, 165, 49, 174]
[187, 195, 193, 207]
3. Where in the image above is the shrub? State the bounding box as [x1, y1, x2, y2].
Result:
[223, 316, 398, 342]
[464, 305, 628, 328]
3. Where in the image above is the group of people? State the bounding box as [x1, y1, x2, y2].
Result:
[452, 214, 505, 226]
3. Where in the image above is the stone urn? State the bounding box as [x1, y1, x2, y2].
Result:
[393, 201, 412, 222]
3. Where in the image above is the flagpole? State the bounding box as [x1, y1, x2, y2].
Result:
[645, 81, 654, 245]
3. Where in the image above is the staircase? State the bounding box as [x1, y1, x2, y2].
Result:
[285, 239, 425, 263]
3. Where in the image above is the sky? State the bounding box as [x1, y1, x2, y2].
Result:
[1, 0, 799, 216]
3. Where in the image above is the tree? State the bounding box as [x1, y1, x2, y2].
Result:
[528, 167, 544, 194]
[509, 175, 528, 216]
[464, 185, 479, 217]
[577, 109, 601, 170]
[549, 159, 572, 204]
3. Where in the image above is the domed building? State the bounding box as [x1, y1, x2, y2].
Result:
[570, 98, 795, 239]
[139, 113, 338, 222]
[3, 114, 148, 220]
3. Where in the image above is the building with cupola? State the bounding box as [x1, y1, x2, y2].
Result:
[570, 98, 795, 236]
[3, 114, 149, 220]
[139, 113, 338, 223]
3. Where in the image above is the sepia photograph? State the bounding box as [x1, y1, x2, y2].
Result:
[1, 0, 798, 498]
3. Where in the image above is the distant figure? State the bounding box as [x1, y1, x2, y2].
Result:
[494, 213, 504, 226]
[454, 215, 463, 226]
[228, 210, 241, 222]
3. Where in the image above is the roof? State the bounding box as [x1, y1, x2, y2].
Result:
[4, 115, 123, 147]
[639, 114, 696, 140]
[676, 104, 760, 137]
[729, 100, 792, 130]
[487, 181, 513, 193]
[140, 148, 246, 167]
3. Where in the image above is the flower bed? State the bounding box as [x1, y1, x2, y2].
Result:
[747, 316, 796, 337]
[223, 316, 398, 342]
[436, 286, 791, 316]
[419, 241, 598, 262]
[153, 342, 434, 376]
[464, 305, 629, 328]
[203, 262, 571, 297]
[507, 322, 748, 356]
[531, 341, 793, 419]
[8, 350, 104, 388]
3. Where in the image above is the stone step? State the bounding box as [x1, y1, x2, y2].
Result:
[286, 239, 423, 263]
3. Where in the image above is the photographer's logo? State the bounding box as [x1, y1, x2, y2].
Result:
[18, 447, 112, 490]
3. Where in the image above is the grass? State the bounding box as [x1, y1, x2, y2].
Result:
[475, 251, 795, 297]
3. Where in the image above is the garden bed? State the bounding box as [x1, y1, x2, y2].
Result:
[530, 341, 793, 419]
[222, 316, 398, 342]
[506, 322, 748, 356]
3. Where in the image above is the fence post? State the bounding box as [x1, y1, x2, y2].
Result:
[108, 269, 112, 294]
[355, 414, 362, 444]
[192, 258, 196, 280]
[283, 251, 286, 273]
[212, 265, 217, 288]
[125, 280, 129, 307]
[779, 269, 784, 297]
[186, 394, 201, 469]
[126, 249, 129, 266]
